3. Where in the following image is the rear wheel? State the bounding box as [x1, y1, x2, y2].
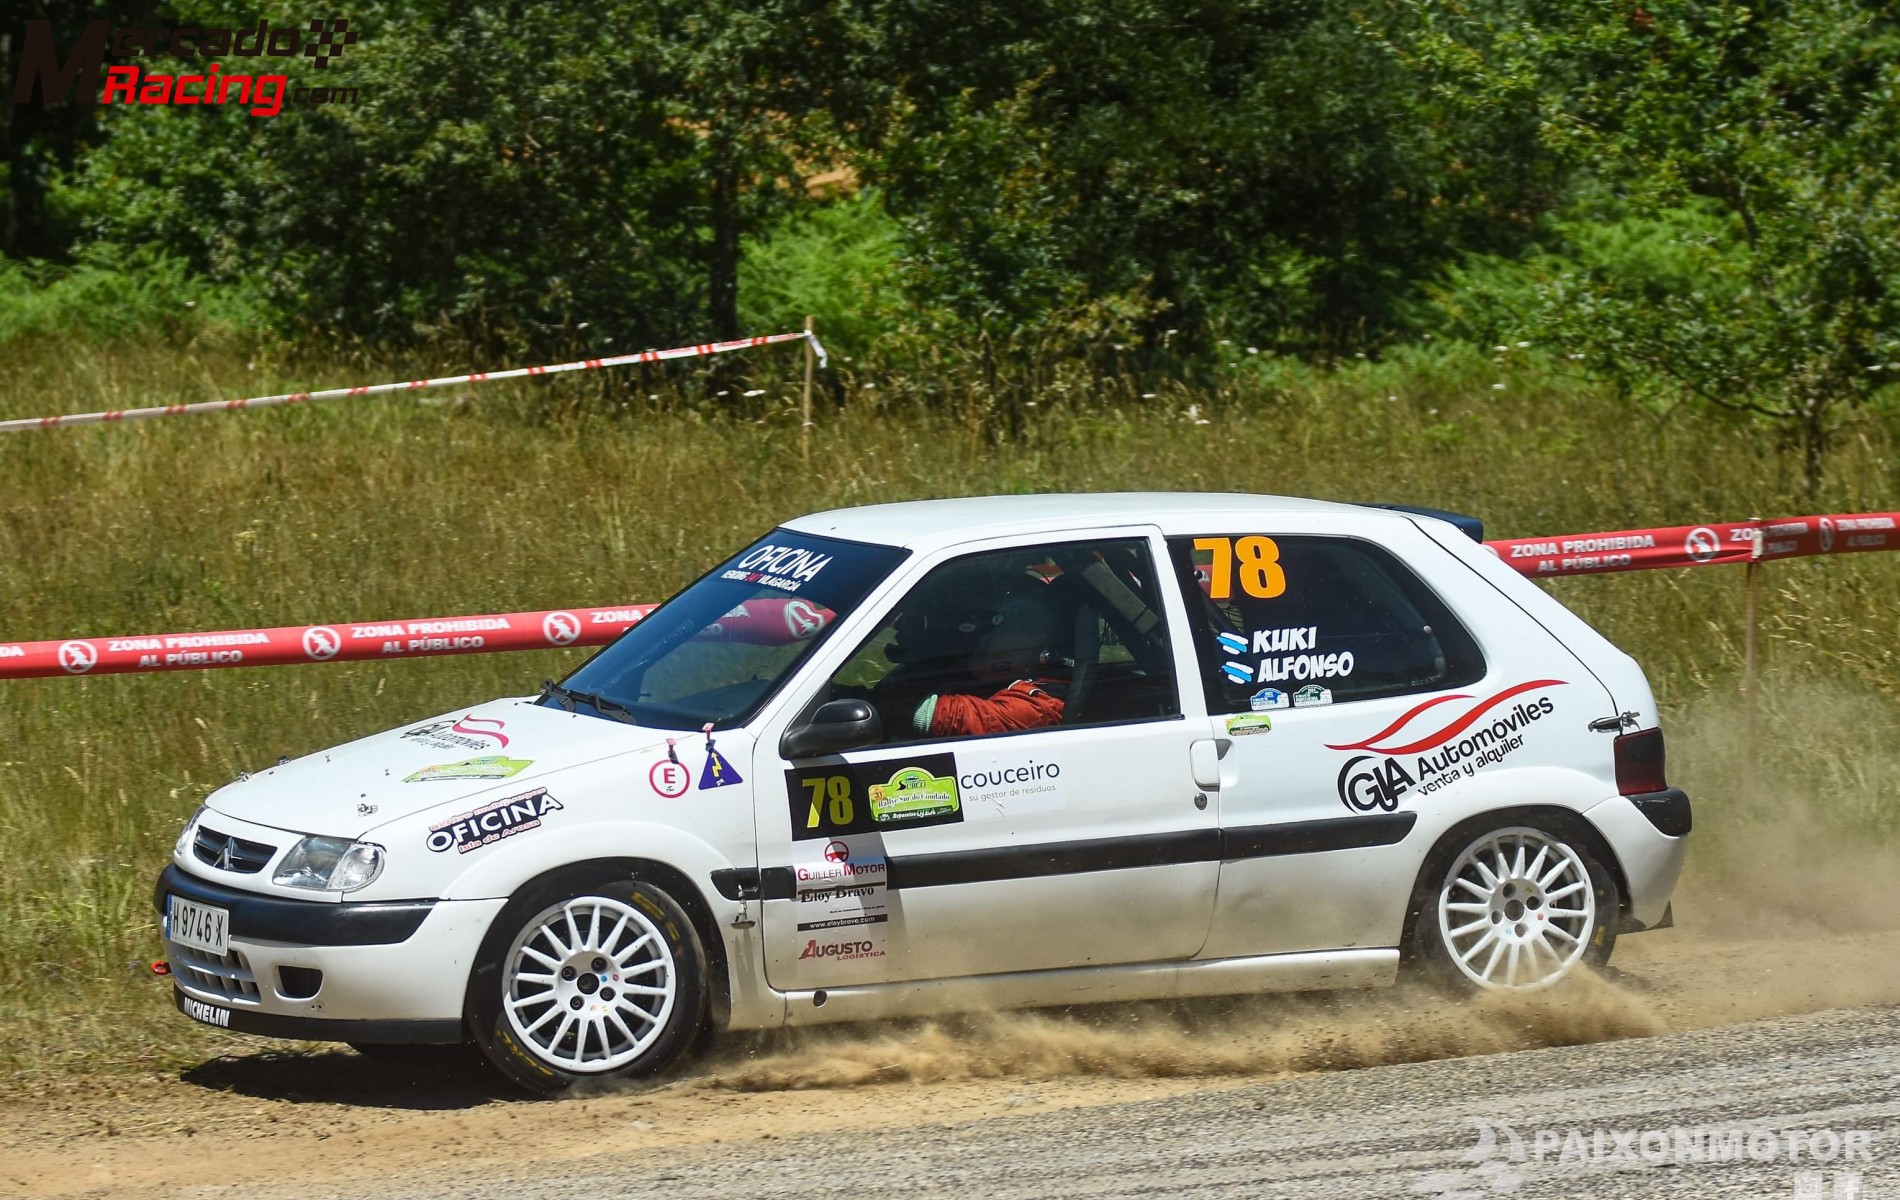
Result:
[467, 876, 707, 1095]
[1412, 822, 1619, 992]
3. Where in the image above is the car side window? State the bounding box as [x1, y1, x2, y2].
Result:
[818, 537, 1180, 744]
[1166, 534, 1484, 712]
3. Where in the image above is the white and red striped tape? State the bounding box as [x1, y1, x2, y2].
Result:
[0, 604, 658, 679]
[0, 330, 825, 432]
[3, 511, 1894, 680]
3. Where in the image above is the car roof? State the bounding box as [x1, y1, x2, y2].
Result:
[782, 492, 1413, 552]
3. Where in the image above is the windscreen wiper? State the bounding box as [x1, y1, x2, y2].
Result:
[540, 680, 640, 724]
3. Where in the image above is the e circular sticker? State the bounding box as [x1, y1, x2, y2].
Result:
[649, 759, 691, 799]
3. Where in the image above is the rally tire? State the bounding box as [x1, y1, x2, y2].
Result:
[467, 875, 708, 1096]
[1409, 817, 1619, 993]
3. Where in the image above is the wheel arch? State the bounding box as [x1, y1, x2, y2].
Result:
[1399, 804, 1631, 963]
[464, 857, 732, 1031]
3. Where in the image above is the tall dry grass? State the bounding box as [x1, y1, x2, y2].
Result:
[0, 334, 1895, 1082]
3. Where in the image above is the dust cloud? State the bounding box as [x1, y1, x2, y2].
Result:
[696, 683, 1900, 1094]
[696, 980, 1667, 1093]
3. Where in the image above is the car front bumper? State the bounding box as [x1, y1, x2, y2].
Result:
[155, 863, 505, 1043]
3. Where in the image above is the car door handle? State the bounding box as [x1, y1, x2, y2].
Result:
[1189, 739, 1221, 791]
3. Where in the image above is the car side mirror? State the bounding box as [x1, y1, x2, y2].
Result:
[780, 698, 883, 760]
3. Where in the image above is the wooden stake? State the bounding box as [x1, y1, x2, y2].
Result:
[1742, 519, 1764, 801]
[802, 315, 815, 464]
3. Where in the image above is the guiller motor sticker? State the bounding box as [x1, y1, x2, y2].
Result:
[426, 787, 562, 853]
[1330, 680, 1565, 812]
[792, 838, 890, 962]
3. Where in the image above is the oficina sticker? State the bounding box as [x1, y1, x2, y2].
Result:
[425, 787, 562, 854]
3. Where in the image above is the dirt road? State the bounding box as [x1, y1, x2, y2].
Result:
[4, 923, 1899, 1199]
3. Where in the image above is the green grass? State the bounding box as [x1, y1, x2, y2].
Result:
[2, 335, 1896, 1085]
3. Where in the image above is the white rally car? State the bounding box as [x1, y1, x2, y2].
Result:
[157, 494, 1690, 1093]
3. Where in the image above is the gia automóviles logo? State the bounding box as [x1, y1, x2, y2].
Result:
[1330, 681, 1565, 812]
[12, 16, 359, 118]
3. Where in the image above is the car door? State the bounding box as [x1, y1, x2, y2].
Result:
[755, 528, 1219, 992]
[1166, 516, 1611, 959]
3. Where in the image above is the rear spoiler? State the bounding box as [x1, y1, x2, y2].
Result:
[1358, 503, 1484, 543]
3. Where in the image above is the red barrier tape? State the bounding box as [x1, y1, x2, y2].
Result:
[3, 511, 1895, 680]
[1486, 511, 1900, 578]
[0, 604, 656, 680]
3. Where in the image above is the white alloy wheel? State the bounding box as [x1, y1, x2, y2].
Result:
[502, 896, 678, 1073]
[1436, 826, 1596, 990]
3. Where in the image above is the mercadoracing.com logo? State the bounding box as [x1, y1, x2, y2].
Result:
[12, 18, 359, 118]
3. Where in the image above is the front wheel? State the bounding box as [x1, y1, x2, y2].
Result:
[467, 876, 708, 1095]
[1411, 822, 1619, 992]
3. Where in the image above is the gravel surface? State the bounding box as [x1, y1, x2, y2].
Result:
[291, 1002, 1898, 1200]
[12, 929, 1898, 1200]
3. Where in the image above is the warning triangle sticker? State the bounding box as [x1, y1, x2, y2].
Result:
[699, 746, 743, 789]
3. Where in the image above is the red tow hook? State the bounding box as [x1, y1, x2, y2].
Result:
[150, 960, 172, 976]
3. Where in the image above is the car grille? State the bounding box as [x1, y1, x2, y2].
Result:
[170, 944, 262, 1004]
[192, 825, 275, 874]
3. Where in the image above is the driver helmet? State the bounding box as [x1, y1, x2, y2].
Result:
[887, 561, 1072, 678]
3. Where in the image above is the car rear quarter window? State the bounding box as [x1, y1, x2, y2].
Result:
[1166, 534, 1485, 713]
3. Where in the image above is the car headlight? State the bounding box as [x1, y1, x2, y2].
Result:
[272, 836, 385, 892]
[174, 805, 206, 859]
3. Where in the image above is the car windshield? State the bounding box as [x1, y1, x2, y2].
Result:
[543, 529, 908, 730]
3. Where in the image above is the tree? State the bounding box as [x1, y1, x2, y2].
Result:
[1395, 0, 1900, 496]
[869, 0, 1551, 360]
[644, 0, 886, 341]
[0, 0, 161, 259]
[65, 0, 886, 349]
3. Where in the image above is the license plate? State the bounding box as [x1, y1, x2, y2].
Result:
[167, 896, 230, 956]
